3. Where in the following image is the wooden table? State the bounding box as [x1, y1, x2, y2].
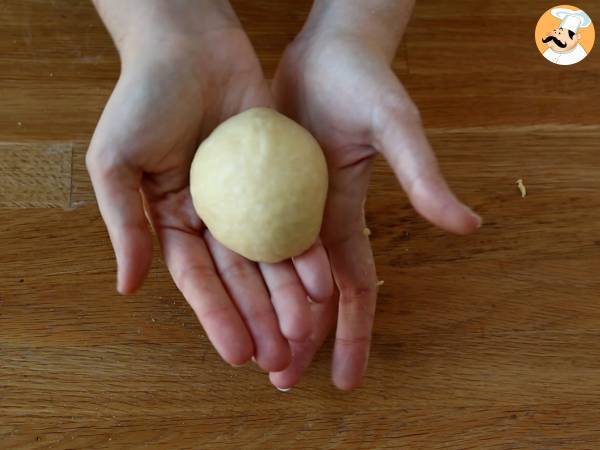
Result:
[2, 1, 600, 448]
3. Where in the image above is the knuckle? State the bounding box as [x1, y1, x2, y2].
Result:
[339, 284, 377, 303]
[338, 284, 377, 320]
[335, 334, 372, 345]
[85, 149, 99, 172]
[387, 96, 422, 124]
[375, 91, 422, 135]
[282, 317, 309, 342]
[85, 148, 123, 179]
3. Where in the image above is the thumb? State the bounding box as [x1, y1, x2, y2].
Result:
[373, 96, 481, 234]
[86, 153, 153, 294]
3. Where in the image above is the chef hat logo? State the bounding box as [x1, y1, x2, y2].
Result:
[535, 4, 595, 66]
[551, 7, 592, 33]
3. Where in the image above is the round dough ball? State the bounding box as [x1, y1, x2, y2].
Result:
[190, 107, 328, 263]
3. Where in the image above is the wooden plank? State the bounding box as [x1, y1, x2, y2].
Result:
[406, 19, 600, 74]
[0, 142, 71, 208]
[0, 141, 94, 209]
[2, 0, 600, 448]
[33, 125, 600, 210]
[404, 73, 600, 127]
[0, 1, 408, 142]
[403, 1, 600, 128]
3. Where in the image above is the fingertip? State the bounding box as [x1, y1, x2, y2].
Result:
[432, 203, 482, 236]
[459, 208, 483, 234]
[223, 340, 255, 367]
[332, 374, 364, 391]
[331, 339, 370, 391]
[115, 230, 154, 294]
[269, 369, 299, 390]
[255, 339, 292, 373]
[409, 178, 482, 236]
[331, 361, 365, 391]
[205, 319, 255, 368]
[116, 260, 151, 294]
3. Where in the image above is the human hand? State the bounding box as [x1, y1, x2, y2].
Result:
[87, 0, 333, 373]
[270, 0, 481, 390]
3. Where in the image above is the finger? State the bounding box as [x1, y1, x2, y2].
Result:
[159, 227, 254, 366]
[269, 298, 337, 390]
[86, 156, 153, 294]
[329, 230, 377, 390]
[259, 261, 311, 342]
[205, 232, 291, 372]
[292, 239, 334, 303]
[373, 97, 482, 235]
[323, 162, 378, 390]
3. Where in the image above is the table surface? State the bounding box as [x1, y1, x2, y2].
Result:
[2, 1, 600, 448]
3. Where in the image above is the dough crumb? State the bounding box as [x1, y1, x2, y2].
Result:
[363, 227, 371, 237]
[17, 122, 22, 126]
[516, 179, 526, 198]
[376, 280, 385, 287]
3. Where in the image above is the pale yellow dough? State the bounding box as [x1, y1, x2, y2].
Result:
[189, 107, 328, 263]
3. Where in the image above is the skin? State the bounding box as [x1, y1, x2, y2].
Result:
[268, 0, 481, 390]
[88, 0, 481, 390]
[543, 27, 581, 52]
[88, 0, 334, 374]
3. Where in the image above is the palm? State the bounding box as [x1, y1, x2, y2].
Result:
[271, 35, 480, 389]
[101, 31, 270, 192]
[87, 28, 332, 374]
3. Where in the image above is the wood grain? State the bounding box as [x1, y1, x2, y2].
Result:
[1, 0, 600, 449]
[0, 142, 72, 208]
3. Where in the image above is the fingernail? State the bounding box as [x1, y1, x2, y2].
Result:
[468, 208, 483, 228]
[276, 386, 291, 392]
[251, 356, 257, 364]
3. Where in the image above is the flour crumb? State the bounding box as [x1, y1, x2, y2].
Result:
[17, 122, 22, 127]
[376, 280, 385, 287]
[516, 179, 526, 198]
[363, 227, 371, 237]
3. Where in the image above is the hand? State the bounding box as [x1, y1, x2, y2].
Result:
[87, 1, 333, 373]
[270, 9, 481, 390]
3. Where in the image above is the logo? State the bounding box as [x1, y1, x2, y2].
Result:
[535, 5, 595, 65]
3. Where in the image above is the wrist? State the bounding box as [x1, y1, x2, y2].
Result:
[301, 0, 414, 60]
[94, 0, 240, 63]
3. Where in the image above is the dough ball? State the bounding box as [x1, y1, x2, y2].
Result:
[190, 107, 328, 263]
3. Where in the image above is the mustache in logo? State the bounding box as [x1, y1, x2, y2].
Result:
[542, 35, 567, 48]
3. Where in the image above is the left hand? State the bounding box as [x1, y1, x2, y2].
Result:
[269, 30, 481, 390]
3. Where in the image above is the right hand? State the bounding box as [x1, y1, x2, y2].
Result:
[86, 6, 333, 373]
